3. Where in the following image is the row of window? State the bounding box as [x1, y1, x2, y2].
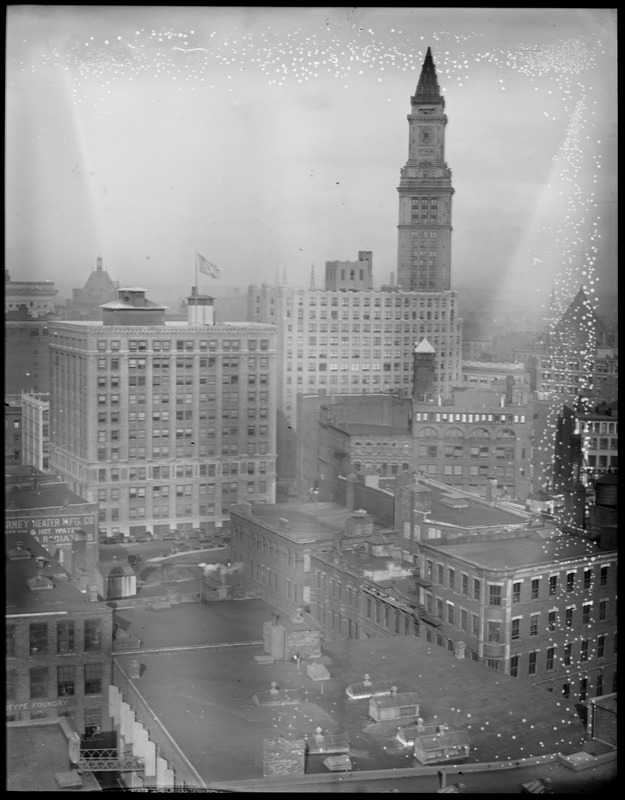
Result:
[7, 619, 103, 657]
[511, 639, 616, 676]
[6, 663, 103, 700]
[93, 338, 270, 353]
[426, 562, 611, 601]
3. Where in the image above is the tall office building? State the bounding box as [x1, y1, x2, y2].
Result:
[247, 284, 461, 430]
[396, 48, 454, 292]
[49, 287, 277, 539]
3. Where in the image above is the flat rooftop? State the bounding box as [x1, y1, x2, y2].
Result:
[112, 604, 590, 787]
[7, 721, 100, 792]
[5, 484, 90, 510]
[439, 529, 605, 570]
[5, 532, 108, 615]
[231, 502, 365, 543]
[421, 482, 528, 528]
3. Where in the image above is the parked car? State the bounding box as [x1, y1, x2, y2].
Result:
[102, 532, 125, 544]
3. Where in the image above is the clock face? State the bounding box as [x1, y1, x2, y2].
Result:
[419, 127, 433, 144]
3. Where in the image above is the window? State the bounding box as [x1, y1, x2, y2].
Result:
[57, 665, 75, 697]
[549, 575, 557, 596]
[84, 663, 102, 695]
[597, 634, 606, 659]
[84, 619, 102, 652]
[57, 621, 75, 654]
[584, 568, 592, 590]
[489, 584, 502, 606]
[580, 639, 589, 662]
[530, 614, 540, 636]
[436, 599, 443, 619]
[565, 607, 574, 628]
[461, 574, 468, 595]
[7, 625, 16, 658]
[460, 609, 468, 631]
[473, 579, 480, 601]
[548, 610, 557, 631]
[528, 651, 537, 675]
[600, 565, 609, 586]
[531, 578, 540, 599]
[564, 643, 572, 666]
[566, 572, 575, 592]
[546, 647, 555, 671]
[30, 622, 48, 655]
[30, 667, 48, 699]
[582, 603, 592, 625]
[487, 621, 501, 643]
[510, 655, 519, 678]
[598, 600, 607, 621]
[472, 614, 479, 636]
[437, 564, 444, 584]
[511, 618, 521, 640]
[512, 582, 522, 603]
[448, 568, 455, 590]
[447, 604, 454, 625]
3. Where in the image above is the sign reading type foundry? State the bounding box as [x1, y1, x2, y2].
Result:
[7, 696, 76, 713]
[5, 511, 97, 546]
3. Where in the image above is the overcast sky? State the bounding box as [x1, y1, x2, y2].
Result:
[6, 7, 617, 313]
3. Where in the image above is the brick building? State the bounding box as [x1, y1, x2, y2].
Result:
[20, 391, 51, 472]
[229, 501, 362, 617]
[5, 482, 99, 582]
[392, 477, 618, 702]
[6, 532, 114, 737]
[49, 286, 277, 538]
[411, 387, 533, 502]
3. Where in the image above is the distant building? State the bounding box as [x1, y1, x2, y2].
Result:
[49, 286, 278, 538]
[5, 395, 22, 466]
[461, 360, 530, 393]
[324, 251, 373, 292]
[411, 386, 533, 502]
[6, 531, 113, 737]
[5, 269, 58, 318]
[396, 48, 453, 292]
[20, 391, 50, 472]
[56, 256, 118, 320]
[4, 319, 53, 395]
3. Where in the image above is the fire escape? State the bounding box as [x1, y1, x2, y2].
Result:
[76, 748, 145, 774]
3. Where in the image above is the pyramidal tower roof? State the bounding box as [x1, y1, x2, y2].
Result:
[412, 47, 443, 105]
[415, 337, 436, 354]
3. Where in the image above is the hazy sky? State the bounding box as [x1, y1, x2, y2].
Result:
[6, 7, 617, 312]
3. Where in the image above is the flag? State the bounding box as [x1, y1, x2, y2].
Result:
[196, 252, 220, 278]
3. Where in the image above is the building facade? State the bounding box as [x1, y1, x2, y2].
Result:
[20, 392, 50, 472]
[396, 48, 453, 293]
[6, 532, 113, 737]
[5, 319, 53, 395]
[5, 269, 58, 318]
[247, 284, 462, 430]
[411, 387, 533, 502]
[324, 251, 374, 292]
[49, 287, 278, 538]
[56, 255, 118, 320]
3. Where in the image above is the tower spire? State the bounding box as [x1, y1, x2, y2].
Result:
[309, 264, 316, 290]
[412, 47, 443, 106]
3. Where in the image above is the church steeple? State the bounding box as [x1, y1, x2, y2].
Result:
[412, 47, 444, 107]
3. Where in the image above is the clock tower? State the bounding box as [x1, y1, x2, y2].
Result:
[396, 47, 454, 292]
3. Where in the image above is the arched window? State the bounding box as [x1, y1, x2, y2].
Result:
[497, 428, 516, 440]
[418, 427, 438, 439]
[471, 428, 490, 439]
[444, 427, 464, 438]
